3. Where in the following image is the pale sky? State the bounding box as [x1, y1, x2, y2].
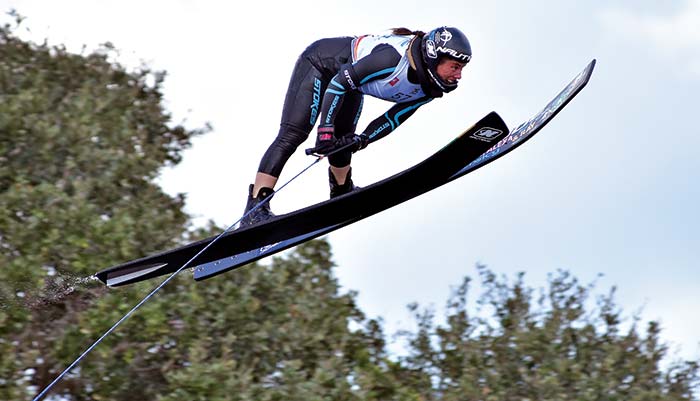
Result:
[3, 0, 698, 362]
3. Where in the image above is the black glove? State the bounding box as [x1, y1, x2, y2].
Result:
[335, 133, 369, 153]
[306, 126, 336, 155]
[306, 128, 370, 156]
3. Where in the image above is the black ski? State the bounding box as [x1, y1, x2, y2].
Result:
[95, 112, 508, 286]
[192, 59, 596, 282]
[95, 59, 595, 287]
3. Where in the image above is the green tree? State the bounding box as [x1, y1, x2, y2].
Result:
[1, 13, 697, 401]
[0, 16, 395, 401]
[396, 266, 699, 401]
[0, 15, 206, 399]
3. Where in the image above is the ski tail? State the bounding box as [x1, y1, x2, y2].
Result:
[98, 263, 169, 287]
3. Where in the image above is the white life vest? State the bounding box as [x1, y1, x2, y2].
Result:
[351, 34, 426, 103]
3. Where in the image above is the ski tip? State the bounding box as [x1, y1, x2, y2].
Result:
[583, 59, 597, 79]
[482, 111, 507, 130]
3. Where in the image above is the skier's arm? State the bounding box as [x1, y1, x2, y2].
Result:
[310, 95, 432, 155]
[318, 44, 401, 129]
[361, 96, 433, 143]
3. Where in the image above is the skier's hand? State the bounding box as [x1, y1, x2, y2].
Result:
[306, 126, 336, 155]
[336, 133, 369, 153]
[354, 133, 369, 151]
[305, 128, 369, 156]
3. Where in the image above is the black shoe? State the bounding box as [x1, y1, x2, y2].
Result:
[329, 167, 360, 198]
[240, 184, 276, 227]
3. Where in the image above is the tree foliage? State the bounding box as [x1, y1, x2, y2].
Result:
[0, 15, 206, 399]
[396, 267, 699, 400]
[0, 15, 697, 401]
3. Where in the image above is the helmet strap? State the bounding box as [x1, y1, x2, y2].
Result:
[426, 68, 448, 92]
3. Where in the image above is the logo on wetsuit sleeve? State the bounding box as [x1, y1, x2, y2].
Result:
[369, 122, 391, 139]
[343, 69, 357, 90]
[310, 77, 322, 125]
[325, 95, 340, 125]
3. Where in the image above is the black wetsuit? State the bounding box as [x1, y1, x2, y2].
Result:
[257, 33, 445, 177]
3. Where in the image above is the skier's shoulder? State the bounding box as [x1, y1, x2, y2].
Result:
[352, 30, 412, 62]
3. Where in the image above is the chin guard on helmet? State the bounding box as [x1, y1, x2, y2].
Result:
[421, 26, 472, 92]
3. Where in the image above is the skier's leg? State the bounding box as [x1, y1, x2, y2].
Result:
[242, 56, 326, 226]
[327, 92, 363, 198]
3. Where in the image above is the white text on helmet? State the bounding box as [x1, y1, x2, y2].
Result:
[436, 46, 471, 62]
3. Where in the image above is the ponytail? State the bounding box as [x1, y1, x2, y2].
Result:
[391, 27, 425, 37]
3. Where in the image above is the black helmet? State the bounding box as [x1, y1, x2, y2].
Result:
[421, 26, 472, 92]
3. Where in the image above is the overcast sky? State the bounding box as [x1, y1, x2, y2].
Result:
[3, 0, 698, 362]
